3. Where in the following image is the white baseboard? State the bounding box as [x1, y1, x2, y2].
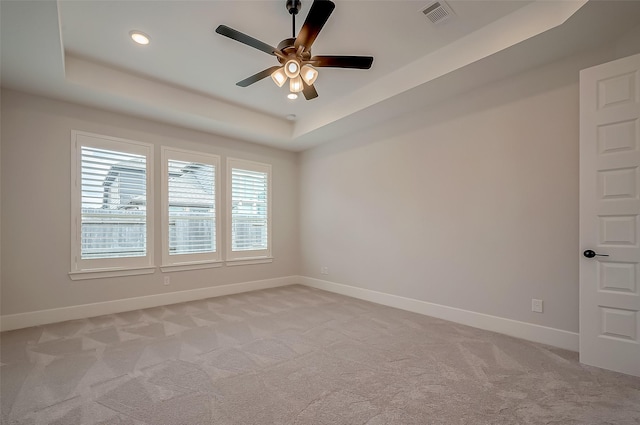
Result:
[0, 276, 298, 331]
[2, 275, 579, 352]
[300, 276, 579, 352]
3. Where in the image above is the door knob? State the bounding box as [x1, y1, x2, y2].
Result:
[583, 250, 609, 258]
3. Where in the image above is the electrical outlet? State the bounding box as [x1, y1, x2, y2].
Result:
[320, 266, 329, 275]
[164, 276, 170, 286]
[532, 299, 543, 313]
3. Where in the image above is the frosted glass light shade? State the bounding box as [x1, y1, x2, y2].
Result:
[289, 76, 303, 93]
[300, 65, 318, 85]
[284, 59, 300, 78]
[271, 68, 287, 87]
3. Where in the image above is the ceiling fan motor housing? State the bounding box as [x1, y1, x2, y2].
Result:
[277, 38, 311, 63]
[277, 38, 296, 53]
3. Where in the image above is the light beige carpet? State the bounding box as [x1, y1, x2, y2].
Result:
[1, 285, 639, 424]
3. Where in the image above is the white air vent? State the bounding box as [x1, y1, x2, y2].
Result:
[420, 1, 454, 25]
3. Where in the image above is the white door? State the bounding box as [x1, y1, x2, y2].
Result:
[580, 53, 640, 377]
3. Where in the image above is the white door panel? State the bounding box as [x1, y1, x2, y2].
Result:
[580, 53, 640, 377]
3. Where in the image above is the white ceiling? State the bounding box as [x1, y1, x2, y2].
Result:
[2, 1, 640, 151]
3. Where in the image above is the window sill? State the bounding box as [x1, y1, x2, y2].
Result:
[225, 257, 273, 267]
[69, 266, 156, 281]
[160, 261, 223, 273]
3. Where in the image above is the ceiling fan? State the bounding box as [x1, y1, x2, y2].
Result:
[215, 0, 374, 100]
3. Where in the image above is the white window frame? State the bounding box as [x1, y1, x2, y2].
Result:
[70, 131, 155, 280]
[160, 147, 221, 272]
[226, 158, 272, 265]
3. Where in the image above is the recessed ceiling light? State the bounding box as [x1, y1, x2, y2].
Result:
[286, 114, 297, 121]
[287, 93, 298, 100]
[130, 31, 150, 45]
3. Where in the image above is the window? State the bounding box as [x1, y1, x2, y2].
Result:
[226, 158, 272, 264]
[161, 147, 220, 271]
[70, 131, 154, 279]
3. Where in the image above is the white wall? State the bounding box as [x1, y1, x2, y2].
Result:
[0, 88, 3, 316]
[2, 25, 638, 337]
[299, 40, 640, 334]
[0, 89, 299, 316]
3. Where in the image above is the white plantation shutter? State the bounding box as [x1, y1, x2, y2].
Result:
[71, 131, 154, 278]
[81, 146, 147, 259]
[231, 168, 268, 251]
[162, 148, 220, 267]
[227, 158, 271, 261]
[168, 162, 216, 254]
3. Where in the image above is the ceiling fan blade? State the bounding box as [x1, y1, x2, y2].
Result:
[294, 0, 335, 51]
[310, 55, 374, 69]
[302, 81, 318, 100]
[236, 66, 282, 87]
[215, 25, 277, 56]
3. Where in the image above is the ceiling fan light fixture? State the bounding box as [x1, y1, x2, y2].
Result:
[215, 0, 374, 101]
[284, 59, 301, 78]
[300, 65, 318, 85]
[289, 75, 303, 93]
[271, 67, 287, 87]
